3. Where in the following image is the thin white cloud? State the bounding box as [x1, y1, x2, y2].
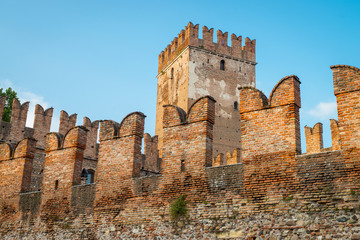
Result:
[308, 101, 337, 119]
[19, 91, 50, 128]
[0, 79, 13, 89]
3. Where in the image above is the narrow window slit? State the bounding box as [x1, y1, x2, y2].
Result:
[220, 60, 225, 70]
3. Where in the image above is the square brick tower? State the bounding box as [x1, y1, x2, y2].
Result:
[156, 22, 256, 156]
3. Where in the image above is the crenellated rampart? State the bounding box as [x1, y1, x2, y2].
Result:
[158, 22, 256, 73]
[1, 65, 360, 238]
[0, 100, 107, 194]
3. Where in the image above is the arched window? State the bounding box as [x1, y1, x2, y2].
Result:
[220, 60, 225, 71]
[171, 68, 174, 79]
[234, 101, 238, 110]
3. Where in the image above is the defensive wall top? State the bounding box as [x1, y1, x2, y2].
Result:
[158, 22, 256, 73]
[0, 98, 100, 159]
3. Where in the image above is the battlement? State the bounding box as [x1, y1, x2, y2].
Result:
[331, 65, 360, 96]
[42, 126, 88, 206]
[239, 75, 301, 159]
[1, 65, 360, 239]
[46, 126, 88, 152]
[99, 112, 145, 141]
[0, 138, 36, 208]
[212, 148, 240, 166]
[143, 133, 161, 172]
[331, 65, 360, 149]
[0, 12, 359, 236]
[304, 120, 341, 154]
[0, 101, 102, 157]
[158, 22, 256, 73]
[304, 123, 324, 153]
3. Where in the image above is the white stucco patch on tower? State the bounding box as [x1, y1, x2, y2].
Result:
[219, 108, 232, 118]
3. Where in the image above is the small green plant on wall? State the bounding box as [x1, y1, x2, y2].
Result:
[283, 195, 293, 202]
[170, 195, 188, 219]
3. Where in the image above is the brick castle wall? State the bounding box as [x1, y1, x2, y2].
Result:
[0, 65, 360, 239]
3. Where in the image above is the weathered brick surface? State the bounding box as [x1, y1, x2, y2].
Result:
[41, 126, 87, 223]
[0, 138, 36, 214]
[71, 183, 96, 215]
[305, 122, 323, 153]
[332, 65, 360, 149]
[95, 112, 145, 204]
[143, 133, 161, 172]
[296, 151, 345, 201]
[8, 99, 29, 143]
[33, 104, 53, 148]
[59, 110, 77, 137]
[0, 29, 360, 240]
[330, 118, 341, 150]
[19, 191, 41, 222]
[83, 117, 100, 159]
[29, 148, 46, 191]
[239, 75, 301, 160]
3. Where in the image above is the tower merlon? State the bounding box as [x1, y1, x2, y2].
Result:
[217, 29, 228, 46]
[202, 26, 214, 47]
[158, 22, 256, 73]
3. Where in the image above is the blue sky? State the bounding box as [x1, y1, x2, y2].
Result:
[0, 0, 359, 153]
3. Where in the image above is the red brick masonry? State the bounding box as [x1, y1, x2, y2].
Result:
[0, 66, 360, 239]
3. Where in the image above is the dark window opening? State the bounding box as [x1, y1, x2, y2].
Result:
[55, 180, 59, 190]
[220, 60, 225, 70]
[234, 101, 238, 110]
[81, 168, 95, 184]
[87, 169, 95, 184]
[171, 68, 174, 79]
[181, 160, 185, 172]
[81, 168, 88, 178]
